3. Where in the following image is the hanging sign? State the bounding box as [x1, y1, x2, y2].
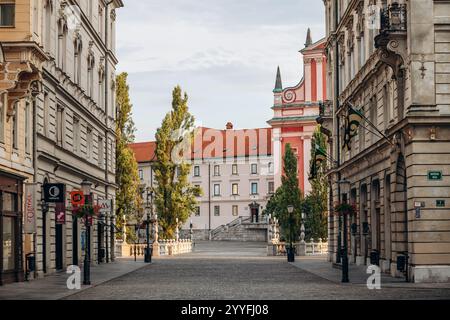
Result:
[24, 184, 38, 234]
[43, 184, 65, 203]
[56, 202, 66, 225]
[70, 190, 85, 206]
[98, 199, 112, 213]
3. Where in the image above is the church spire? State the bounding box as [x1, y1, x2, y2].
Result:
[273, 66, 283, 93]
[305, 28, 312, 47]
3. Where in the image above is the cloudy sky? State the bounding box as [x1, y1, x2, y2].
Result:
[116, 0, 325, 142]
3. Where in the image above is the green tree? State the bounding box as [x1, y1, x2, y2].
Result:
[115, 73, 142, 241]
[153, 86, 202, 239]
[304, 126, 328, 240]
[264, 144, 303, 241]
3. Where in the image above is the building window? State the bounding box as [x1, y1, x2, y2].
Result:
[370, 95, 377, 143]
[251, 164, 258, 174]
[74, 37, 82, 85]
[195, 206, 200, 217]
[268, 162, 274, 174]
[73, 116, 80, 153]
[232, 164, 238, 175]
[58, 22, 67, 71]
[194, 166, 200, 177]
[56, 105, 64, 147]
[98, 136, 104, 168]
[0, 98, 4, 143]
[213, 184, 221, 197]
[232, 183, 239, 196]
[11, 102, 18, 150]
[139, 169, 143, 181]
[0, 1, 15, 27]
[232, 205, 238, 217]
[268, 181, 274, 194]
[25, 101, 31, 154]
[251, 183, 258, 195]
[214, 206, 220, 216]
[43, 92, 49, 136]
[214, 165, 220, 176]
[86, 127, 93, 158]
[359, 105, 365, 151]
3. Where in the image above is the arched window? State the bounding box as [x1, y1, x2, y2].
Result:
[74, 33, 83, 85]
[44, 0, 53, 53]
[58, 17, 68, 71]
[87, 47, 95, 98]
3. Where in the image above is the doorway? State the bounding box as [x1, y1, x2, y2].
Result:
[55, 224, 63, 271]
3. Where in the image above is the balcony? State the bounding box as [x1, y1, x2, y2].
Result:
[380, 2, 407, 33]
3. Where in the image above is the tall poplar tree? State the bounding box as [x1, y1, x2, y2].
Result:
[264, 144, 303, 241]
[153, 86, 202, 239]
[304, 127, 328, 240]
[115, 72, 142, 240]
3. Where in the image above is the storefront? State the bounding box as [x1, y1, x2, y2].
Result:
[0, 172, 24, 285]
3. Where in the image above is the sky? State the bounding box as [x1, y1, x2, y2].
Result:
[116, 0, 325, 142]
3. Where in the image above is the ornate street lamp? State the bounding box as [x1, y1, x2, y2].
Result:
[287, 205, 295, 263]
[144, 188, 154, 263]
[81, 179, 92, 285]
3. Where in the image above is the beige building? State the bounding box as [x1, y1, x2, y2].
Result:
[0, 0, 123, 284]
[321, 0, 450, 283]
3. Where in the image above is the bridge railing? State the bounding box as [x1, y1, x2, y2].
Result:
[267, 238, 328, 257]
[116, 239, 193, 258]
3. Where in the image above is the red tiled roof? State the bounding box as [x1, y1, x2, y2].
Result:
[129, 127, 273, 163]
[129, 141, 157, 163]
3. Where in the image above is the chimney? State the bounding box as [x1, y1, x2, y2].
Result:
[226, 122, 234, 130]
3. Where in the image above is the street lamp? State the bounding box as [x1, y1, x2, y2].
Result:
[144, 188, 153, 263]
[81, 179, 92, 285]
[338, 179, 351, 283]
[287, 205, 295, 263]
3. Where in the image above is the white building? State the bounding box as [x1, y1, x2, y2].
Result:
[130, 124, 275, 239]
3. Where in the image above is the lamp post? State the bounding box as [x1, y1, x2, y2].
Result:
[287, 205, 295, 262]
[338, 179, 351, 283]
[144, 188, 153, 263]
[81, 179, 92, 285]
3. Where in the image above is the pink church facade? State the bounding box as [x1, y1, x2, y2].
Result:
[268, 31, 327, 195]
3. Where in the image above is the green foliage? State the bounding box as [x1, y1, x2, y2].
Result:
[153, 86, 203, 239]
[304, 127, 329, 240]
[115, 73, 143, 240]
[264, 144, 303, 242]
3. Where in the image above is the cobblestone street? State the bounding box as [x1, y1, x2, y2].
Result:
[63, 241, 450, 300]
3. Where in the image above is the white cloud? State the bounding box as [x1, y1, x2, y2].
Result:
[116, 0, 325, 141]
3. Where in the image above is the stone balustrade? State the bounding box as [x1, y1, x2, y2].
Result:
[115, 239, 193, 258]
[267, 238, 328, 257]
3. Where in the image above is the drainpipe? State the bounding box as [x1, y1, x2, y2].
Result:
[208, 163, 211, 239]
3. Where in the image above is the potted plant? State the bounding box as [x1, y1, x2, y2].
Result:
[334, 202, 357, 216]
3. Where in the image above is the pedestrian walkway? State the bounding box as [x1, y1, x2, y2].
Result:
[290, 256, 450, 289]
[0, 258, 148, 300]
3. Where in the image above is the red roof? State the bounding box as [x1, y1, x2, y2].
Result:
[129, 142, 157, 163]
[129, 127, 273, 163]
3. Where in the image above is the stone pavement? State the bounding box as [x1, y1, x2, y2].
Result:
[291, 256, 450, 289]
[0, 258, 147, 300]
[65, 241, 450, 300]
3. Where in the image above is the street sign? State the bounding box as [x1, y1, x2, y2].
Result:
[437, 200, 446, 208]
[70, 191, 85, 206]
[24, 184, 38, 233]
[98, 199, 112, 213]
[56, 202, 66, 225]
[428, 171, 443, 181]
[43, 184, 65, 203]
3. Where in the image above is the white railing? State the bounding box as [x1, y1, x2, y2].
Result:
[267, 238, 328, 257]
[117, 239, 193, 258]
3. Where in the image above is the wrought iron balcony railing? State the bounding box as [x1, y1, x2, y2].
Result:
[380, 2, 407, 33]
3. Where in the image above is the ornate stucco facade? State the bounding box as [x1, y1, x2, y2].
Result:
[0, 0, 123, 284]
[268, 30, 327, 195]
[321, 0, 450, 283]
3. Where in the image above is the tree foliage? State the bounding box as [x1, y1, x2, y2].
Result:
[115, 72, 142, 240]
[153, 86, 202, 239]
[304, 126, 328, 240]
[264, 144, 303, 241]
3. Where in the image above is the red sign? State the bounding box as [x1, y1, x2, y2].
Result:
[70, 191, 85, 206]
[55, 202, 66, 225]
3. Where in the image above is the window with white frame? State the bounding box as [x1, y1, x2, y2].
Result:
[268, 181, 275, 194]
[214, 165, 220, 176]
[251, 164, 258, 174]
[251, 182, 258, 195]
[194, 166, 200, 177]
[232, 205, 239, 217]
[232, 183, 239, 196]
[214, 184, 221, 197]
[232, 164, 238, 175]
[214, 206, 220, 216]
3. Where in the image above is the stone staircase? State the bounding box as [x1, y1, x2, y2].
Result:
[210, 216, 269, 242]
